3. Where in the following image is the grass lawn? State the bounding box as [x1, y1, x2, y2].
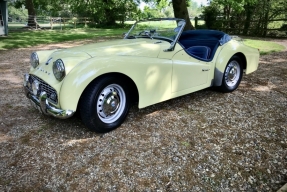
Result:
[0, 28, 285, 55]
[0, 28, 127, 50]
[243, 39, 285, 55]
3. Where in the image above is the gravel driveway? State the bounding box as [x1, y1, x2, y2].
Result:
[0, 38, 286, 191]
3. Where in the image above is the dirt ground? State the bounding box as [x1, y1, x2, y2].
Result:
[0, 38, 287, 191]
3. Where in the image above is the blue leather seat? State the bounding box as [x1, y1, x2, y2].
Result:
[186, 46, 211, 60]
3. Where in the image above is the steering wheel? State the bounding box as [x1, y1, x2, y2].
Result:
[138, 30, 151, 37]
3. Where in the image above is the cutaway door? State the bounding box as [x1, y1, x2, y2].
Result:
[172, 50, 211, 93]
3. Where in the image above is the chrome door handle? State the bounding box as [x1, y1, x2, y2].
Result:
[202, 69, 210, 71]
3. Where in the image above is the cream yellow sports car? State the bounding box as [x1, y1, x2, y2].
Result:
[23, 18, 259, 132]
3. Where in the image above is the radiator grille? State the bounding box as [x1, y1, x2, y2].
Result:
[28, 75, 58, 104]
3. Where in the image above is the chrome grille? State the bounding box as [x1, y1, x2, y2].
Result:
[28, 75, 58, 104]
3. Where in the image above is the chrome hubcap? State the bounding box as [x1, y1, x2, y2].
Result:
[225, 60, 240, 87]
[102, 92, 119, 115]
[97, 84, 126, 123]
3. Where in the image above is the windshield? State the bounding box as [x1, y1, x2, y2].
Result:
[125, 18, 186, 42]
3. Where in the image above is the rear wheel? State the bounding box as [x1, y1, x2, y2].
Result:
[80, 76, 130, 133]
[219, 56, 243, 93]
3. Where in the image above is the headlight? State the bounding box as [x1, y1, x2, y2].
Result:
[30, 52, 39, 68]
[53, 59, 66, 81]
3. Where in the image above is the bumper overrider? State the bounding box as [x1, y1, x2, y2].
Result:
[23, 73, 75, 119]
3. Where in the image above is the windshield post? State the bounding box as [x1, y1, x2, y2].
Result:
[165, 20, 186, 52]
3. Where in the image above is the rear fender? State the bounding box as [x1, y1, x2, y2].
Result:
[213, 40, 259, 86]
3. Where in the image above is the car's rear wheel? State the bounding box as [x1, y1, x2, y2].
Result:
[219, 55, 243, 93]
[80, 76, 130, 133]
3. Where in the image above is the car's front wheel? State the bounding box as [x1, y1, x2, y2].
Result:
[80, 76, 130, 133]
[219, 55, 243, 93]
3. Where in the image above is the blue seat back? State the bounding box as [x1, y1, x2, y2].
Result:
[186, 46, 211, 60]
[179, 39, 219, 61]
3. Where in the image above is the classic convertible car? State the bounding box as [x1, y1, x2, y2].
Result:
[23, 18, 259, 132]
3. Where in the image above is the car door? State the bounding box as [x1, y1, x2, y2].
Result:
[171, 49, 211, 93]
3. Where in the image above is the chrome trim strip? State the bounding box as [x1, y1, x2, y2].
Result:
[24, 86, 75, 119]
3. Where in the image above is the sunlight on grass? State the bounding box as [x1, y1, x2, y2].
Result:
[0, 28, 126, 50]
[243, 39, 285, 55]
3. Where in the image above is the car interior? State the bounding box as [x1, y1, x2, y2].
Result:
[178, 30, 231, 61]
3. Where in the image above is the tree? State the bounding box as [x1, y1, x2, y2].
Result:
[12, 0, 63, 28]
[66, 0, 139, 26]
[172, 0, 194, 30]
[25, 0, 38, 27]
[203, 0, 287, 36]
[144, 0, 194, 30]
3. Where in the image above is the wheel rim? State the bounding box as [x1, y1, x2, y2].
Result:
[224, 60, 241, 87]
[96, 84, 126, 124]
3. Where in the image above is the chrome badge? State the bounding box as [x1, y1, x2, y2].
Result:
[46, 57, 53, 65]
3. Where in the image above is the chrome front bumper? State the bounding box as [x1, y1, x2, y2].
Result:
[24, 86, 75, 119]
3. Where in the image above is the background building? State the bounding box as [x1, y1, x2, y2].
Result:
[0, 0, 8, 36]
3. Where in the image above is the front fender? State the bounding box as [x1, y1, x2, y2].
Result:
[59, 56, 172, 111]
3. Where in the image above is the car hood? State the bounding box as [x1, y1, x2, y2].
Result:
[52, 39, 163, 58]
[30, 39, 167, 86]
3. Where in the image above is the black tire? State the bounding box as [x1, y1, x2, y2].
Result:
[80, 76, 130, 133]
[219, 55, 243, 93]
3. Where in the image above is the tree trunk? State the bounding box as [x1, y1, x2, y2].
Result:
[172, 0, 194, 30]
[243, 4, 254, 35]
[103, 0, 116, 26]
[262, 0, 270, 37]
[105, 9, 116, 26]
[25, 0, 39, 28]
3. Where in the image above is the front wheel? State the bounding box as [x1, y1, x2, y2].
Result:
[219, 56, 243, 93]
[80, 76, 130, 133]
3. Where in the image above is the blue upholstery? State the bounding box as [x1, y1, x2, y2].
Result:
[179, 39, 219, 61]
[186, 46, 211, 60]
[178, 30, 231, 61]
[180, 30, 227, 41]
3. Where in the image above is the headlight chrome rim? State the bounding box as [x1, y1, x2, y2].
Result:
[53, 59, 66, 81]
[23, 73, 29, 87]
[30, 52, 39, 68]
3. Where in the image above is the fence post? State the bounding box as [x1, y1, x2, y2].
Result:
[50, 17, 53, 30]
[73, 17, 76, 29]
[60, 17, 62, 31]
[35, 17, 37, 30]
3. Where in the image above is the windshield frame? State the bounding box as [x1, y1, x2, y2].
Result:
[124, 18, 186, 52]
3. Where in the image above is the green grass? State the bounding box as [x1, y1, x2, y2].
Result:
[1, 27, 285, 55]
[0, 28, 127, 50]
[243, 39, 285, 55]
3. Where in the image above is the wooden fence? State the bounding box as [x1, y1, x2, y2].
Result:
[8, 16, 95, 31]
[195, 17, 287, 37]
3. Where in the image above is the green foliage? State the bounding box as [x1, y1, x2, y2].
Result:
[201, 0, 287, 36]
[140, 0, 175, 19]
[65, 0, 139, 26]
[9, 0, 140, 26]
[11, 0, 64, 16]
[8, 2, 28, 22]
[187, 1, 202, 17]
[202, 5, 220, 29]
